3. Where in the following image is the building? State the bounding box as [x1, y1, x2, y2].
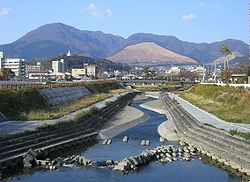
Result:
[0, 51, 3, 69]
[52, 59, 64, 73]
[167, 66, 181, 75]
[28, 71, 49, 81]
[84, 64, 97, 77]
[2, 58, 27, 79]
[190, 66, 206, 75]
[67, 50, 71, 57]
[72, 68, 86, 78]
[27, 62, 41, 72]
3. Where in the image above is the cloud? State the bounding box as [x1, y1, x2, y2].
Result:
[82, 4, 112, 18]
[105, 8, 112, 16]
[83, 3, 102, 18]
[0, 8, 10, 16]
[182, 14, 196, 21]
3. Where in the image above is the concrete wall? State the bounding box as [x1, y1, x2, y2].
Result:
[161, 94, 250, 177]
[39, 86, 90, 105]
[0, 92, 137, 173]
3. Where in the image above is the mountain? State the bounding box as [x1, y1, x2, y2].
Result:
[118, 33, 248, 64]
[0, 23, 124, 59]
[108, 42, 198, 65]
[0, 23, 248, 64]
[211, 51, 246, 65]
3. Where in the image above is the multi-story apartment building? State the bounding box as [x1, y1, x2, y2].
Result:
[0, 51, 3, 69]
[27, 62, 41, 72]
[52, 59, 64, 73]
[2, 58, 27, 79]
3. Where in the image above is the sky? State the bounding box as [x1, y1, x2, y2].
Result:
[0, 0, 248, 44]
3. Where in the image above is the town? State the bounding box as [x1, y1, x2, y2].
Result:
[0, 50, 249, 84]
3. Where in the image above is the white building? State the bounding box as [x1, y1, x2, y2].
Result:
[167, 66, 181, 75]
[28, 71, 49, 81]
[27, 62, 41, 72]
[0, 51, 4, 69]
[67, 50, 71, 57]
[2, 58, 27, 79]
[84, 64, 97, 77]
[52, 59, 64, 73]
[190, 66, 206, 75]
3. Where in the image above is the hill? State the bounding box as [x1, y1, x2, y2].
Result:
[108, 42, 197, 65]
[0, 23, 248, 64]
[210, 51, 248, 65]
[33, 55, 131, 72]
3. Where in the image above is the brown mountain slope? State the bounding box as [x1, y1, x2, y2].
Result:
[211, 51, 245, 65]
[108, 42, 198, 65]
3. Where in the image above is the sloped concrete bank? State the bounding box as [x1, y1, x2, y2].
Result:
[0, 92, 137, 176]
[160, 93, 250, 180]
[39, 86, 90, 105]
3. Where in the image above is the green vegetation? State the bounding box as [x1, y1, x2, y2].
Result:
[0, 80, 128, 121]
[32, 55, 131, 72]
[219, 44, 232, 83]
[229, 128, 250, 140]
[178, 84, 250, 124]
[23, 88, 127, 121]
[37, 106, 100, 130]
[133, 83, 190, 92]
[0, 87, 47, 120]
[74, 107, 99, 122]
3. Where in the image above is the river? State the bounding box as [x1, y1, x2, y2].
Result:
[5, 97, 241, 182]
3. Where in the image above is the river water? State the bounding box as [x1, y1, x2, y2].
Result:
[5, 98, 241, 182]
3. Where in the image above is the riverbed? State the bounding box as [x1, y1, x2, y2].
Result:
[5, 96, 242, 182]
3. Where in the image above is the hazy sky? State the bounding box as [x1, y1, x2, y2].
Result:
[0, 0, 248, 44]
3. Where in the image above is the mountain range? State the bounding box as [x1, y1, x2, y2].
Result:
[0, 23, 248, 65]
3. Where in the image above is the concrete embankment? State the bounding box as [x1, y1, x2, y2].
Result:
[39, 86, 90, 105]
[98, 94, 152, 139]
[98, 105, 149, 139]
[0, 92, 137, 174]
[161, 93, 250, 180]
[0, 80, 122, 121]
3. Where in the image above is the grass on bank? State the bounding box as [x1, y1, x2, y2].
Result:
[133, 83, 190, 92]
[229, 128, 250, 140]
[178, 84, 250, 124]
[24, 88, 128, 121]
[37, 106, 100, 130]
[0, 88, 128, 121]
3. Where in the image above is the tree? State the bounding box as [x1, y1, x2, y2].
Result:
[219, 44, 231, 83]
[5, 69, 15, 80]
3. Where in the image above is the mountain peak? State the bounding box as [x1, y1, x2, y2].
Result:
[108, 41, 198, 65]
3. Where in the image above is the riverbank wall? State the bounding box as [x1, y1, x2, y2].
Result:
[0, 81, 122, 120]
[0, 92, 137, 173]
[160, 93, 250, 179]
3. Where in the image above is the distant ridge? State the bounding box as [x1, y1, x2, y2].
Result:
[0, 23, 248, 65]
[108, 42, 198, 65]
[210, 51, 246, 65]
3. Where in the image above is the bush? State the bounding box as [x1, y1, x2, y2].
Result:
[0, 88, 47, 120]
[74, 107, 99, 122]
[229, 128, 238, 136]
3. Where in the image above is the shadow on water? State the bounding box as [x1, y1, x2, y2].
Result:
[5, 97, 243, 182]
